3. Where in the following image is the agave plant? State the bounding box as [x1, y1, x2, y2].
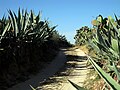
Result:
[88, 56, 120, 90]
[73, 15, 120, 90]
[0, 8, 58, 88]
[0, 8, 72, 89]
[89, 14, 120, 89]
[7, 9, 56, 44]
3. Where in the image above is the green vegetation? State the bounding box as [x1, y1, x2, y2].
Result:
[74, 26, 94, 45]
[0, 9, 71, 89]
[73, 15, 120, 90]
[1, 8, 120, 90]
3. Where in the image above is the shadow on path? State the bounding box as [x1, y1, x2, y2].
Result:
[8, 49, 67, 90]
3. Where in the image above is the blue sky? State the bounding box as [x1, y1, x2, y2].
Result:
[0, 0, 120, 44]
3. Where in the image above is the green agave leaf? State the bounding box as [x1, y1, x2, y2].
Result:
[1, 15, 6, 21]
[118, 37, 120, 57]
[102, 18, 108, 26]
[105, 39, 110, 48]
[107, 65, 114, 71]
[13, 12, 18, 22]
[88, 56, 120, 90]
[108, 28, 112, 45]
[113, 62, 120, 81]
[102, 27, 109, 37]
[108, 16, 119, 35]
[35, 11, 41, 24]
[97, 15, 103, 23]
[0, 22, 11, 40]
[89, 39, 100, 52]
[95, 41, 108, 53]
[68, 80, 87, 90]
[29, 85, 36, 90]
[8, 10, 18, 37]
[109, 48, 119, 59]
[28, 32, 36, 36]
[114, 14, 120, 25]
[23, 10, 29, 32]
[111, 38, 119, 54]
[30, 10, 34, 23]
[18, 8, 21, 33]
[0, 48, 4, 50]
[96, 28, 107, 47]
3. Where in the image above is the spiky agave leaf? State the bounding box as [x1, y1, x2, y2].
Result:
[68, 80, 87, 90]
[111, 38, 119, 54]
[8, 10, 18, 37]
[97, 15, 103, 23]
[0, 22, 11, 41]
[29, 85, 36, 90]
[88, 56, 120, 90]
[108, 16, 119, 35]
[114, 14, 120, 26]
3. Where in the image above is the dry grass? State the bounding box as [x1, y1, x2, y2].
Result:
[83, 69, 104, 90]
[79, 45, 105, 90]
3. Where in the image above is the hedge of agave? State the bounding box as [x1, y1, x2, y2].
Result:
[90, 15, 120, 89]
[72, 15, 120, 90]
[0, 9, 70, 89]
[0, 9, 55, 71]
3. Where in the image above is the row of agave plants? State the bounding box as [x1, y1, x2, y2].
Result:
[71, 15, 120, 90]
[0, 9, 70, 89]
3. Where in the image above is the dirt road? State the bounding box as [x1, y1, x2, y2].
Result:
[8, 49, 67, 90]
[8, 47, 89, 90]
[37, 47, 89, 90]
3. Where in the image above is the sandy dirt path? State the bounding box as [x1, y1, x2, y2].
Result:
[60, 48, 88, 90]
[8, 47, 89, 90]
[8, 49, 67, 90]
[37, 47, 89, 90]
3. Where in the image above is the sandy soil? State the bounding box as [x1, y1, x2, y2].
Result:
[8, 47, 89, 90]
[37, 47, 89, 90]
[59, 48, 88, 90]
